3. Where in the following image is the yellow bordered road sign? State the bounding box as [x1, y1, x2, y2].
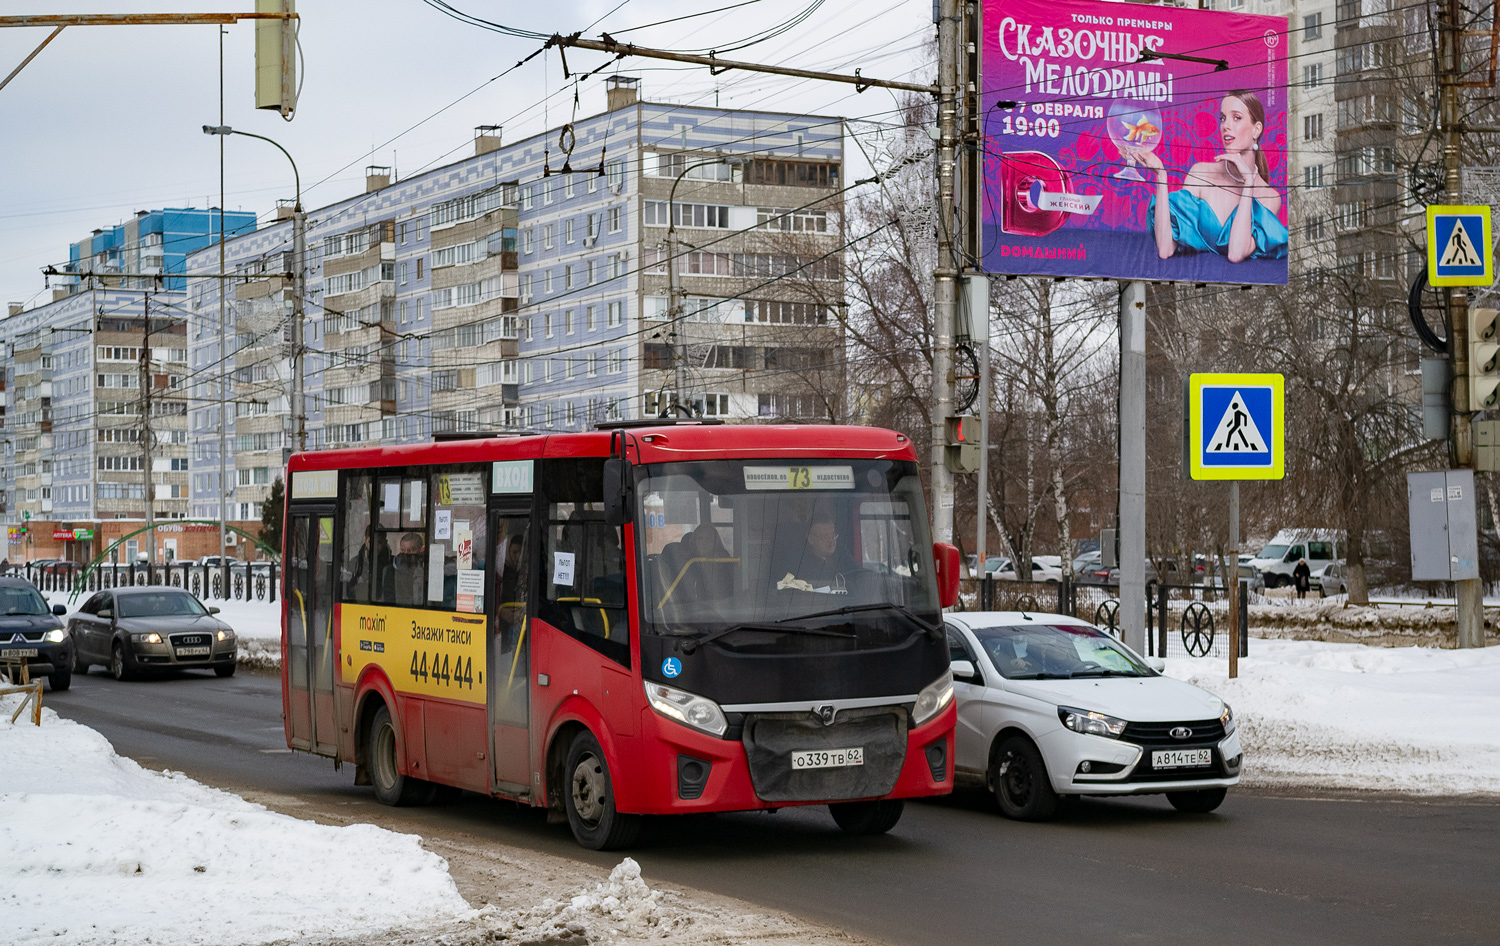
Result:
[1187, 373, 1285, 481]
[1427, 205, 1493, 287]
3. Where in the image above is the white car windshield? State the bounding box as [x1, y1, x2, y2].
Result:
[967, 622, 1154, 679]
[1257, 544, 1289, 560]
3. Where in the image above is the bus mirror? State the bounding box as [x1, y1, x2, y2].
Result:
[933, 542, 961, 609]
[603, 457, 632, 525]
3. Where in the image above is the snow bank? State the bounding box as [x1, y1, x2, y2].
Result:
[0, 693, 472, 946]
[1165, 639, 1500, 795]
[478, 858, 695, 944]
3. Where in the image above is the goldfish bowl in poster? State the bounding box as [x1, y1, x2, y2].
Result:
[982, 0, 1289, 285]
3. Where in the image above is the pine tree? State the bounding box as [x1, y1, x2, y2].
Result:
[260, 476, 285, 556]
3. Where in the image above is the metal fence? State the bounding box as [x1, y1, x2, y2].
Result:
[11, 561, 280, 604]
[959, 575, 1249, 659]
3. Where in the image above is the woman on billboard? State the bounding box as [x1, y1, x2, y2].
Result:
[1128, 91, 1288, 263]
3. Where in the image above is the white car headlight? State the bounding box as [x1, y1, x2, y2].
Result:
[1058, 705, 1127, 738]
[43, 629, 67, 643]
[133, 632, 163, 644]
[1220, 703, 1236, 737]
[912, 669, 954, 727]
[217, 629, 235, 642]
[644, 680, 728, 737]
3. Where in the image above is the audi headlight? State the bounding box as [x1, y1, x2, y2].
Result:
[1220, 703, 1236, 737]
[1058, 706, 1127, 739]
[912, 669, 954, 727]
[217, 629, 235, 642]
[644, 680, 728, 737]
[133, 632, 163, 644]
[43, 629, 67, 643]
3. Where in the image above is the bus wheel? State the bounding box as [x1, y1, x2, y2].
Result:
[564, 730, 640, 850]
[369, 705, 432, 806]
[829, 799, 904, 835]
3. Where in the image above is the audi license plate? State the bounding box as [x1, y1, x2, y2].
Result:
[175, 646, 211, 657]
[1153, 749, 1212, 769]
[0, 648, 38, 658]
[791, 747, 864, 770]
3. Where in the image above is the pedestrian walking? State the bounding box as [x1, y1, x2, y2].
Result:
[1292, 558, 1311, 600]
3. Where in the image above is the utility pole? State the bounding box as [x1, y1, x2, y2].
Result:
[930, 0, 961, 544]
[1119, 282, 1147, 654]
[292, 202, 306, 452]
[1440, 0, 1485, 647]
[218, 26, 229, 574]
[140, 294, 156, 578]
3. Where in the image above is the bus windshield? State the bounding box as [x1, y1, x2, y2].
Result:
[636, 459, 940, 638]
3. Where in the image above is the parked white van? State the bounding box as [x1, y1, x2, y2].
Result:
[1247, 529, 1341, 587]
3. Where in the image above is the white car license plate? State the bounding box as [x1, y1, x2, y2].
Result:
[175, 646, 211, 657]
[0, 648, 38, 658]
[1153, 748, 1212, 769]
[791, 747, 864, 769]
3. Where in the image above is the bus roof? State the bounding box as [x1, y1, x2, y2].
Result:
[286, 425, 918, 472]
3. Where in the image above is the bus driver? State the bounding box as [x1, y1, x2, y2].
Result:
[783, 512, 859, 589]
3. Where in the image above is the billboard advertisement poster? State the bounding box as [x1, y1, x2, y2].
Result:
[982, 0, 1289, 284]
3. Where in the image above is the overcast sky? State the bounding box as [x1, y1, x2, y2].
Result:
[0, 0, 931, 306]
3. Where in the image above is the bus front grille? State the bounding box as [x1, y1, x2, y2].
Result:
[741, 707, 907, 803]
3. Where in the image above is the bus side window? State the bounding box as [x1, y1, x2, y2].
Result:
[341, 474, 374, 603]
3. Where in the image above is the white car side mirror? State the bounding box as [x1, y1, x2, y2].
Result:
[1146, 656, 1166, 673]
[951, 658, 979, 683]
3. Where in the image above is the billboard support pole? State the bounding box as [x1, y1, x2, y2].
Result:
[1119, 281, 1147, 654]
[930, 0, 961, 545]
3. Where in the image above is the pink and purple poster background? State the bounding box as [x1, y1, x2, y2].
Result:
[981, 0, 1289, 284]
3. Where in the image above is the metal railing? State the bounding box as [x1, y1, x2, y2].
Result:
[11, 561, 279, 604]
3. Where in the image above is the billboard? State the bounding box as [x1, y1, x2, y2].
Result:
[981, 0, 1289, 284]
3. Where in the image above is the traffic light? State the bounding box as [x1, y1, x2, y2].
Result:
[1469, 307, 1500, 410]
[945, 415, 981, 473]
[255, 0, 298, 119]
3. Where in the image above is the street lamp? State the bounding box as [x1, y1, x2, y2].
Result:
[664, 154, 747, 416]
[203, 124, 307, 453]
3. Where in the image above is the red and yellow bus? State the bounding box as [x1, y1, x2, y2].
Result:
[281, 421, 960, 848]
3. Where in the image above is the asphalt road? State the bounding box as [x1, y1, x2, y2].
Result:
[46, 668, 1500, 946]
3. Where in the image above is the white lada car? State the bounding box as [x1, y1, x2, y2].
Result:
[945, 612, 1242, 820]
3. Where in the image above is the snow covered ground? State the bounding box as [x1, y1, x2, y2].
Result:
[0, 692, 472, 946]
[1165, 639, 1500, 795]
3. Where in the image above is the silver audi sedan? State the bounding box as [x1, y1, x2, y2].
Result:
[70, 587, 238, 680]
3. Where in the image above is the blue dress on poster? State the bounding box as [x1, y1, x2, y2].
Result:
[1148, 190, 1288, 260]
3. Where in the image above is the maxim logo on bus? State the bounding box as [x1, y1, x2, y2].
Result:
[358, 614, 387, 634]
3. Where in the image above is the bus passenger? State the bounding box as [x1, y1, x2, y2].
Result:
[391, 532, 426, 605]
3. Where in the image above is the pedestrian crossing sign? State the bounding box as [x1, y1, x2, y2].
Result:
[1427, 205, 1493, 287]
[1186, 373, 1285, 481]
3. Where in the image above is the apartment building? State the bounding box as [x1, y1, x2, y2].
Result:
[181, 77, 846, 517]
[1, 208, 257, 563]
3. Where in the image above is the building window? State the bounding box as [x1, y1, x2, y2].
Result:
[586, 259, 597, 285]
[1303, 63, 1323, 90]
[1304, 12, 1322, 40]
[607, 349, 623, 374]
[607, 160, 626, 191]
[1303, 113, 1323, 140]
[543, 180, 553, 205]
[1304, 164, 1325, 188]
[1305, 215, 1325, 241]
[523, 228, 534, 254]
[565, 176, 575, 199]
[544, 270, 554, 293]
[565, 218, 575, 244]
[587, 352, 598, 377]
[608, 301, 623, 327]
[565, 265, 575, 290]
[545, 313, 554, 338]
[586, 306, 597, 331]
[564, 309, 575, 335]
[608, 206, 622, 233]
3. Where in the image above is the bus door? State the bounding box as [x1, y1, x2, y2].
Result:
[287, 508, 339, 757]
[487, 503, 534, 795]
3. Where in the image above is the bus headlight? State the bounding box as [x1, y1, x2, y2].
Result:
[644, 680, 728, 737]
[912, 669, 954, 727]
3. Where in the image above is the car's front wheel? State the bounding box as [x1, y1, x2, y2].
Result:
[829, 799, 905, 834]
[1166, 788, 1227, 813]
[563, 730, 640, 850]
[110, 641, 134, 681]
[214, 663, 236, 678]
[73, 649, 90, 674]
[992, 734, 1060, 821]
[49, 665, 71, 691]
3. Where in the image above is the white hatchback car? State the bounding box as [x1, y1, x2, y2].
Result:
[945, 612, 1242, 820]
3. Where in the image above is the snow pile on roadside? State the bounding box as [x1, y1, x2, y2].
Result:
[1165, 639, 1500, 795]
[479, 858, 695, 944]
[0, 693, 473, 946]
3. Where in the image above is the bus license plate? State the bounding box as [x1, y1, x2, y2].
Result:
[175, 646, 211, 657]
[0, 648, 38, 658]
[791, 747, 864, 770]
[1152, 749, 1211, 769]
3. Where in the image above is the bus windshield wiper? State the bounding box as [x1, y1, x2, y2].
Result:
[781, 602, 942, 638]
[680, 622, 856, 654]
